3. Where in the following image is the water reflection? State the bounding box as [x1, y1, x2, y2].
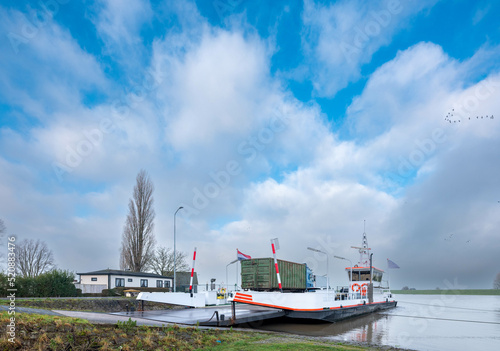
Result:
[243, 312, 389, 344]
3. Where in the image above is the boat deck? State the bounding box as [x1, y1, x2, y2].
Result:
[112, 304, 285, 327]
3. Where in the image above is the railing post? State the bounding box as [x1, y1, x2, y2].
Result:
[231, 301, 236, 324]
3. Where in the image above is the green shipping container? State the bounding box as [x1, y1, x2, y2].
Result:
[241, 258, 306, 291]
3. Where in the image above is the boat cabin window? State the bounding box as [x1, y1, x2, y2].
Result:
[348, 269, 383, 282]
[359, 272, 371, 281]
[348, 270, 371, 281]
[373, 272, 382, 282]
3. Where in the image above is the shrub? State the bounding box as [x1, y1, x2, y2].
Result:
[14, 269, 77, 297]
[117, 318, 137, 333]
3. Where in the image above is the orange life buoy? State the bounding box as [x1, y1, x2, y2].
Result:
[361, 283, 368, 296]
[351, 283, 360, 292]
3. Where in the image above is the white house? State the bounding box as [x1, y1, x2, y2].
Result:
[76, 269, 173, 294]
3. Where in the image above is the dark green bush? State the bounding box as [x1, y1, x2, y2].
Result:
[13, 269, 78, 297]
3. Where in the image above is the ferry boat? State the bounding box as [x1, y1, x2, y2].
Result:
[228, 232, 397, 322]
[135, 231, 397, 325]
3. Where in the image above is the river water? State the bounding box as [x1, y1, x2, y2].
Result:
[254, 294, 500, 351]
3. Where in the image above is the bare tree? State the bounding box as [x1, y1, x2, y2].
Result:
[120, 170, 156, 272]
[494, 272, 500, 289]
[149, 246, 189, 276]
[16, 239, 55, 277]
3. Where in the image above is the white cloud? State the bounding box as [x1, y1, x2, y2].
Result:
[302, 0, 437, 97]
[92, 0, 153, 75]
[0, 7, 109, 119]
[161, 30, 271, 150]
[95, 0, 152, 44]
[345, 42, 453, 139]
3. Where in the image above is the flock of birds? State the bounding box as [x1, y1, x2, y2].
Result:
[444, 109, 494, 123]
[444, 233, 471, 244]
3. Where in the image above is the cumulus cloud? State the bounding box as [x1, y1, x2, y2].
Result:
[91, 0, 153, 76]
[302, 0, 437, 97]
[0, 7, 109, 118]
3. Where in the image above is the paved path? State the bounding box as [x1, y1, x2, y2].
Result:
[112, 305, 285, 326]
[54, 310, 174, 326]
[0, 305, 62, 316]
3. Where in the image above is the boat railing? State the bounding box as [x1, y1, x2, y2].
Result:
[335, 286, 369, 301]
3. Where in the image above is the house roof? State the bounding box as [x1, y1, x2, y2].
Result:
[77, 269, 172, 279]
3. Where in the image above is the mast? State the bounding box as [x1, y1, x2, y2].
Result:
[351, 220, 371, 267]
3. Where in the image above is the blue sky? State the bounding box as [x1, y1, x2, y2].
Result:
[1, 0, 499, 289]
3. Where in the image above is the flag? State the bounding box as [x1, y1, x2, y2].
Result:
[237, 249, 251, 260]
[387, 259, 400, 269]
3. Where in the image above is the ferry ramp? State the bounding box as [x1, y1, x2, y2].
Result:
[112, 304, 285, 327]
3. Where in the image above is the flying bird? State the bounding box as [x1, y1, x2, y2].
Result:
[444, 109, 494, 124]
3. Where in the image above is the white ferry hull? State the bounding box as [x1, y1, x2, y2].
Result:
[284, 300, 397, 322]
[230, 290, 397, 322]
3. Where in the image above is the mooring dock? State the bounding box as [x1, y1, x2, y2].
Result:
[112, 304, 285, 327]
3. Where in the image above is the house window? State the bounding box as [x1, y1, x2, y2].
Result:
[165, 280, 171, 288]
[156, 280, 163, 288]
[115, 278, 125, 287]
[91, 277, 97, 282]
[140, 279, 148, 287]
[128, 278, 133, 282]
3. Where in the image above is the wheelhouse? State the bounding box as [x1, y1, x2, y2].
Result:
[346, 266, 384, 284]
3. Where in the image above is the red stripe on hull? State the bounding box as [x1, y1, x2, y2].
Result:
[233, 297, 397, 312]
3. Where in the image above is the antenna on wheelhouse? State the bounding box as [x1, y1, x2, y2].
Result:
[351, 220, 371, 267]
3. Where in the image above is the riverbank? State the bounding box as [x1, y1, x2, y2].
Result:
[391, 289, 500, 295]
[0, 297, 175, 313]
[1, 311, 411, 350]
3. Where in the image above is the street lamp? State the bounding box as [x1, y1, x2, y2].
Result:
[307, 247, 329, 293]
[226, 259, 238, 292]
[173, 206, 184, 293]
[334, 255, 353, 287]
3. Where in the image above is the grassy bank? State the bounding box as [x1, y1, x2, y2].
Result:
[392, 289, 500, 295]
[0, 312, 404, 350]
[0, 297, 175, 313]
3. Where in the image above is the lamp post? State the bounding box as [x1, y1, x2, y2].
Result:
[307, 247, 329, 293]
[173, 206, 184, 293]
[334, 255, 353, 285]
[226, 259, 238, 291]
